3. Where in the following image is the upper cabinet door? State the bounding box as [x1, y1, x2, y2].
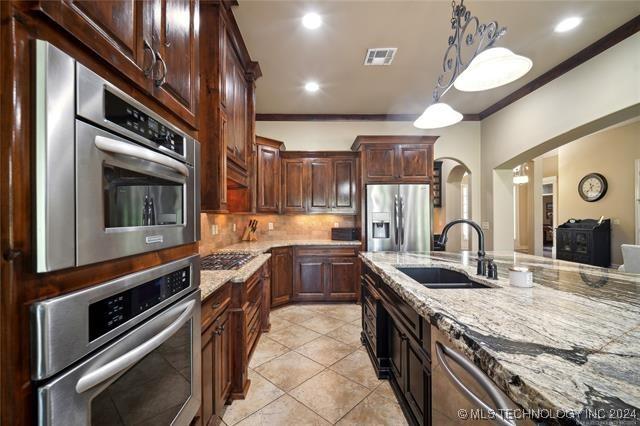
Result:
[282, 159, 307, 213]
[332, 158, 357, 214]
[154, 0, 199, 127]
[35, 1, 153, 89]
[364, 145, 396, 182]
[256, 143, 280, 213]
[308, 159, 332, 213]
[397, 144, 432, 182]
[232, 63, 248, 169]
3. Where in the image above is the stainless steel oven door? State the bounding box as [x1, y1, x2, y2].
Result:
[37, 291, 201, 426]
[76, 120, 196, 266]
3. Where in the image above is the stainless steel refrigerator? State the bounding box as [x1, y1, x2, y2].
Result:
[366, 184, 431, 252]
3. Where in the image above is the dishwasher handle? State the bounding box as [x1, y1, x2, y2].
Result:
[435, 342, 516, 426]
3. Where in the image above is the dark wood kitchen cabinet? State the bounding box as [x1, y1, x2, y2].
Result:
[293, 246, 360, 302]
[32, 0, 200, 127]
[200, 282, 232, 426]
[280, 152, 359, 214]
[256, 136, 284, 213]
[199, 1, 261, 212]
[362, 263, 432, 425]
[271, 247, 293, 307]
[351, 136, 438, 183]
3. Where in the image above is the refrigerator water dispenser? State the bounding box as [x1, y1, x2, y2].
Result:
[371, 212, 391, 238]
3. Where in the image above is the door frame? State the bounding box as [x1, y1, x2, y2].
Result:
[542, 176, 558, 258]
[635, 159, 640, 244]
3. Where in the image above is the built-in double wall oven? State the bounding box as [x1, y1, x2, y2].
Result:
[35, 40, 200, 273]
[31, 255, 202, 425]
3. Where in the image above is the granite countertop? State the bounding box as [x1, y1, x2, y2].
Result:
[199, 239, 360, 300]
[200, 253, 271, 300]
[360, 250, 640, 423]
[216, 239, 361, 255]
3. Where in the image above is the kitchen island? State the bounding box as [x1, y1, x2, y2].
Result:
[360, 250, 639, 424]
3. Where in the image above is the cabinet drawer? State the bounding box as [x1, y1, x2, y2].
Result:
[363, 315, 376, 348]
[378, 280, 421, 342]
[295, 246, 358, 257]
[201, 283, 231, 328]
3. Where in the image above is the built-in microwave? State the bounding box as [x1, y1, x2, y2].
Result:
[34, 40, 200, 273]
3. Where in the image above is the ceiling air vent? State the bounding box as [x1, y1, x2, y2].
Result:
[364, 48, 397, 66]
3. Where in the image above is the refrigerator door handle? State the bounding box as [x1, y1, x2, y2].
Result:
[394, 195, 399, 247]
[399, 196, 405, 248]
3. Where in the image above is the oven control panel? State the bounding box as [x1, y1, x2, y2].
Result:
[104, 91, 185, 157]
[89, 267, 190, 341]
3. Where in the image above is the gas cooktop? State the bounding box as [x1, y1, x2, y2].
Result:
[201, 252, 255, 271]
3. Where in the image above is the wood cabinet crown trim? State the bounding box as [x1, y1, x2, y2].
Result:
[351, 135, 439, 151]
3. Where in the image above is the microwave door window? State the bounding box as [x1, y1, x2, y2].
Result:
[103, 165, 184, 228]
[148, 185, 183, 226]
[90, 321, 192, 425]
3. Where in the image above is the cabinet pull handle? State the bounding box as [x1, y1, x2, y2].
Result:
[154, 52, 167, 87]
[435, 342, 515, 426]
[211, 302, 221, 309]
[142, 40, 156, 77]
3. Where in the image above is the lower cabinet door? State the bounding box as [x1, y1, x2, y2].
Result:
[326, 257, 358, 301]
[293, 258, 325, 301]
[200, 323, 216, 425]
[271, 247, 293, 307]
[215, 310, 232, 413]
[405, 339, 431, 425]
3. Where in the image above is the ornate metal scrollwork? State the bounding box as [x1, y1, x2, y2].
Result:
[432, 0, 506, 102]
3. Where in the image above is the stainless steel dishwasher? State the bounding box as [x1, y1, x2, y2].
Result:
[430, 324, 534, 426]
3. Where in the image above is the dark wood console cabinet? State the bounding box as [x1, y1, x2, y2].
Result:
[361, 263, 431, 426]
[293, 246, 360, 302]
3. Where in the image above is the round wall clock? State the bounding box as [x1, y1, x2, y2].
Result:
[578, 173, 608, 202]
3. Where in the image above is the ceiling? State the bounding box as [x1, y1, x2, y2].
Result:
[233, 1, 640, 115]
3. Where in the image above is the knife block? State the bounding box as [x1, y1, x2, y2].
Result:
[241, 226, 258, 241]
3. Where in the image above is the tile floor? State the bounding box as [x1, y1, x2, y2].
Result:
[220, 303, 408, 426]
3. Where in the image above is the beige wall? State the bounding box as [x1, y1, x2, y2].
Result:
[481, 33, 640, 250]
[543, 155, 558, 178]
[256, 120, 483, 236]
[557, 121, 640, 266]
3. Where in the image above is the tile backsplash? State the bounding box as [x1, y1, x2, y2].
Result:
[200, 213, 357, 254]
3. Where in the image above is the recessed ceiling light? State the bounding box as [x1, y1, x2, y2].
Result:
[302, 12, 322, 30]
[554, 16, 582, 33]
[304, 81, 319, 93]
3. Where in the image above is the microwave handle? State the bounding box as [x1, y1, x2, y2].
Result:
[75, 299, 196, 394]
[95, 135, 189, 177]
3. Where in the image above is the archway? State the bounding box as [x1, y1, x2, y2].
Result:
[434, 158, 472, 252]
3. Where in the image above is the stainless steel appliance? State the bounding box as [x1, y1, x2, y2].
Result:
[31, 255, 201, 426]
[35, 40, 200, 272]
[431, 324, 531, 426]
[201, 252, 255, 270]
[366, 184, 431, 252]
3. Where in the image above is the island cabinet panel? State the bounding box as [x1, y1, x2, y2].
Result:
[282, 159, 307, 213]
[256, 137, 284, 213]
[292, 246, 361, 302]
[271, 247, 293, 307]
[33, 0, 199, 127]
[361, 263, 432, 426]
[352, 136, 438, 184]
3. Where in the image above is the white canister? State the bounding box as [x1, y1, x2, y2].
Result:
[509, 267, 533, 288]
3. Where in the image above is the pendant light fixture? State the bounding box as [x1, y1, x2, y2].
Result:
[414, 0, 532, 129]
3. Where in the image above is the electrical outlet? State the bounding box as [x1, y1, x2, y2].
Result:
[232, 223, 236, 232]
[268, 222, 274, 231]
[210, 224, 218, 235]
[613, 218, 621, 225]
[481, 221, 490, 230]
[334, 222, 340, 228]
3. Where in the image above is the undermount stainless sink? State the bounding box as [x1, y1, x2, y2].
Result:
[395, 267, 494, 289]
